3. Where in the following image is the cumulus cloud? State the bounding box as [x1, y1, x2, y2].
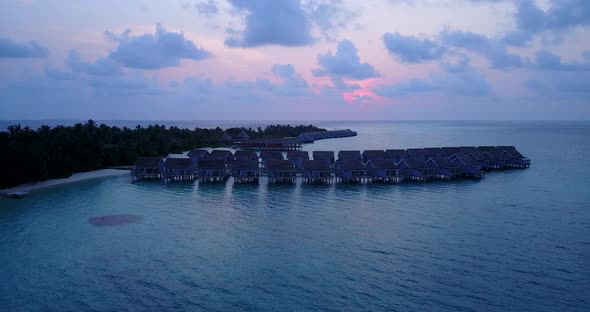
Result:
[374, 65, 491, 98]
[66, 50, 122, 76]
[440, 30, 523, 70]
[186, 64, 310, 98]
[225, 0, 313, 47]
[383, 32, 445, 63]
[0, 38, 48, 58]
[196, 0, 219, 15]
[313, 39, 380, 80]
[330, 76, 361, 91]
[181, 0, 219, 15]
[532, 50, 590, 71]
[305, 0, 359, 40]
[505, 0, 590, 46]
[107, 24, 211, 69]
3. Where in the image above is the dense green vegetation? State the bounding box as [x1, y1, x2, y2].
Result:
[0, 120, 324, 189]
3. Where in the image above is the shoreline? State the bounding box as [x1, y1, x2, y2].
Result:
[1, 169, 130, 198]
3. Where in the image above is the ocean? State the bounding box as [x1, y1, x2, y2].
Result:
[1, 121, 589, 311]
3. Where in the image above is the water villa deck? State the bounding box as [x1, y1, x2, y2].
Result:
[131, 145, 529, 184]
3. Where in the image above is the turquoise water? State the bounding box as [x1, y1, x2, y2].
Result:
[1, 121, 589, 311]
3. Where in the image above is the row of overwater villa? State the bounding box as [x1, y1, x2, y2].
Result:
[131, 146, 530, 184]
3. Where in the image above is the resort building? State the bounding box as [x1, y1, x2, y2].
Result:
[164, 157, 195, 182]
[334, 159, 367, 183]
[312, 151, 335, 166]
[132, 157, 164, 181]
[267, 160, 297, 183]
[196, 159, 228, 182]
[302, 160, 332, 184]
[366, 159, 404, 183]
[231, 159, 260, 183]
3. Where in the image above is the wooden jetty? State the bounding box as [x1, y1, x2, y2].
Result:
[132, 157, 164, 181]
[302, 160, 333, 184]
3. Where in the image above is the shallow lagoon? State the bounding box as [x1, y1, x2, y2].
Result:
[1, 121, 589, 311]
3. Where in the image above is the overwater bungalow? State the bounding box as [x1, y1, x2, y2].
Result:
[196, 159, 228, 182]
[334, 159, 367, 183]
[207, 150, 234, 167]
[460, 150, 495, 170]
[440, 147, 461, 156]
[302, 160, 332, 184]
[425, 156, 462, 179]
[132, 157, 164, 181]
[496, 146, 530, 168]
[287, 150, 309, 169]
[260, 150, 284, 169]
[385, 149, 405, 162]
[448, 153, 483, 178]
[164, 157, 195, 182]
[313, 151, 335, 166]
[338, 150, 362, 161]
[397, 158, 437, 181]
[405, 148, 428, 158]
[459, 146, 478, 154]
[361, 150, 386, 163]
[267, 160, 297, 183]
[233, 150, 258, 161]
[187, 149, 209, 163]
[423, 147, 443, 156]
[231, 159, 260, 183]
[366, 159, 404, 183]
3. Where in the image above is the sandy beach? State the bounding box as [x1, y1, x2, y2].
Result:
[0, 169, 130, 197]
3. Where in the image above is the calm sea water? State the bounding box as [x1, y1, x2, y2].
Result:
[1, 121, 589, 311]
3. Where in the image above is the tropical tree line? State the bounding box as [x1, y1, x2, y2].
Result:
[0, 120, 325, 189]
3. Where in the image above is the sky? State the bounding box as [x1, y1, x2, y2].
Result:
[0, 0, 589, 120]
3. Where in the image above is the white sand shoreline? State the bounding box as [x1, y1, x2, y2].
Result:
[1, 169, 130, 197]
